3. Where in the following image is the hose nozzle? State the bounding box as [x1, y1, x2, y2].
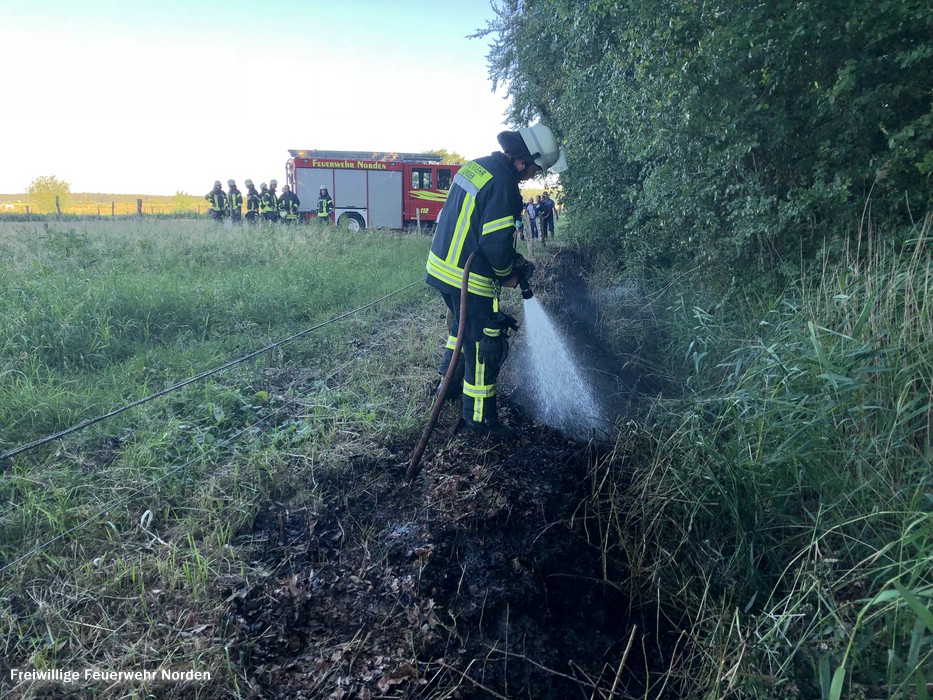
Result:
[514, 255, 535, 299]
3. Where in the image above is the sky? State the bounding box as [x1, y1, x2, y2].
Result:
[0, 0, 513, 196]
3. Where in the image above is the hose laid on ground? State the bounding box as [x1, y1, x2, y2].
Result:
[407, 251, 477, 483]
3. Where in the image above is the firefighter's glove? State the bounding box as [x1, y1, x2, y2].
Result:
[478, 312, 518, 367]
[478, 333, 508, 368]
[513, 255, 536, 285]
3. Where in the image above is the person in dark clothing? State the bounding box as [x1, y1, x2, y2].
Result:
[260, 181, 278, 222]
[227, 179, 243, 224]
[538, 193, 553, 245]
[278, 185, 301, 224]
[244, 179, 261, 224]
[525, 198, 538, 240]
[205, 181, 227, 223]
[268, 179, 281, 222]
[541, 190, 555, 238]
[317, 186, 334, 223]
[425, 124, 565, 438]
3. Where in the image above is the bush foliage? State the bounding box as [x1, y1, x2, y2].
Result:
[482, 0, 932, 275]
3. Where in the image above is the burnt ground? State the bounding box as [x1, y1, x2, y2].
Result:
[221, 245, 680, 699]
[223, 414, 676, 700]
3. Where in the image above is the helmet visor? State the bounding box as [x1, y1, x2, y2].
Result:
[550, 148, 568, 174]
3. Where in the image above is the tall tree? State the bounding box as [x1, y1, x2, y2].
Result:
[427, 149, 468, 164]
[27, 175, 71, 213]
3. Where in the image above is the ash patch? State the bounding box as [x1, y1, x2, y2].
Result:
[220, 406, 674, 699]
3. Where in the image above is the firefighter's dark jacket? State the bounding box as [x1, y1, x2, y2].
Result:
[317, 194, 334, 217]
[246, 189, 261, 213]
[260, 189, 277, 212]
[205, 189, 227, 212]
[280, 192, 300, 216]
[425, 152, 522, 298]
[228, 188, 243, 211]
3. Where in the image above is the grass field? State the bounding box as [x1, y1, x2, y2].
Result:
[0, 192, 205, 217]
[0, 219, 444, 698]
[1, 216, 929, 699]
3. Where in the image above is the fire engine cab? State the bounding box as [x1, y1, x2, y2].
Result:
[285, 150, 460, 231]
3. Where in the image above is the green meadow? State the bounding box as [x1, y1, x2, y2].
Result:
[0, 216, 930, 698]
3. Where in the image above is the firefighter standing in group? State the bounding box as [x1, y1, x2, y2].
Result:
[278, 185, 301, 224]
[317, 186, 334, 223]
[227, 179, 243, 224]
[425, 124, 565, 438]
[205, 181, 227, 223]
[268, 179, 281, 222]
[244, 179, 261, 224]
[260, 182, 277, 223]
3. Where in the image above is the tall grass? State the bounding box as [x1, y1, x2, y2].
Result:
[0, 220, 430, 447]
[587, 217, 932, 698]
[0, 219, 441, 697]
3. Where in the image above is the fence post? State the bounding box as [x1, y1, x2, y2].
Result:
[55, 195, 62, 218]
[97, 206, 101, 218]
[137, 199, 143, 217]
[416, 208, 421, 233]
[111, 202, 115, 218]
[26, 205, 30, 216]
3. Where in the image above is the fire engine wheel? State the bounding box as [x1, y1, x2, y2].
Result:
[338, 213, 364, 233]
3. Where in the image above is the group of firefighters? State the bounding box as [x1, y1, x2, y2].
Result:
[204, 179, 334, 224]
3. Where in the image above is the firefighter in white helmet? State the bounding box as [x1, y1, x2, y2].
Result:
[317, 185, 334, 224]
[425, 123, 565, 439]
[244, 179, 261, 225]
[205, 180, 227, 223]
[261, 180, 279, 223]
[227, 179, 243, 224]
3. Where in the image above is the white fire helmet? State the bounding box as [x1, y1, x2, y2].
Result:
[261, 182, 268, 189]
[244, 179, 253, 187]
[270, 179, 277, 186]
[214, 180, 221, 187]
[518, 124, 567, 173]
[227, 179, 235, 187]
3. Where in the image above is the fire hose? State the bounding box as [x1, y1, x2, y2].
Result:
[407, 253, 534, 483]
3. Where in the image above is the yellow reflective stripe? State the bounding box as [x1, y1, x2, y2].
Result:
[445, 335, 457, 350]
[426, 253, 497, 297]
[446, 192, 475, 265]
[492, 263, 513, 278]
[464, 383, 495, 399]
[475, 346, 485, 426]
[457, 161, 493, 191]
[482, 216, 513, 236]
[484, 328, 501, 337]
[452, 173, 479, 197]
[468, 346, 496, 421]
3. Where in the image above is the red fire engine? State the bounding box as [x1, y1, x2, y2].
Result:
[285, 149, 461, 230]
